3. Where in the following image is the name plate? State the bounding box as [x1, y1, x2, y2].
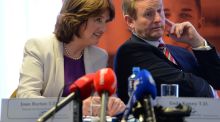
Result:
[156, 97, 220, 122]
[1, 98, 79, 122]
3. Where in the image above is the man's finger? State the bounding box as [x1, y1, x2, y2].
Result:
[165, 18, 176, 34]
[165, 18, 174, 27]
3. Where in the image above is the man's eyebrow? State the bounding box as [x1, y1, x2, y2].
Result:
[164, 8, 170, 12]
[181, 8, 192, 12]
[144, 7, 154, 11]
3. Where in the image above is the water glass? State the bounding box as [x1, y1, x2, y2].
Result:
[89, 96, 101, 117]
[161, 84, 179, 97]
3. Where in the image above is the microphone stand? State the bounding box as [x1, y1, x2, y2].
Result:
[133, 95, 156, 122]
[36, 91, 82, 122]
[100, 91, 108, 122]
[141, 95, 156, 122]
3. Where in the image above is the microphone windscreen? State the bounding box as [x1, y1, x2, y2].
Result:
[134, 69, 157, 99]
[69, 73, 95, 100]
[94, 68, 117, 96]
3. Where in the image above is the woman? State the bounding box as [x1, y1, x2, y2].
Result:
[16, 0, 125, 116]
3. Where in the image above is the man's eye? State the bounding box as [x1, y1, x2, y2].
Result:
[165, 13, 170, 18]
[180, 13, 192, 19]
[144, 12, 154, 17]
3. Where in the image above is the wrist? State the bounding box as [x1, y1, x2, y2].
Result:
[192, 40, 212, 50]
[191, 36, 206, 48]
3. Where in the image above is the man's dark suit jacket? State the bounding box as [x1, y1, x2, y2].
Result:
[114, 34, 220, 104]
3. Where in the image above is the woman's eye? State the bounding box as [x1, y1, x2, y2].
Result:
[96, 18, 103, 23]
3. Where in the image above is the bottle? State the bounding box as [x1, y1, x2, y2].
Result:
[128, 67, 140, 97]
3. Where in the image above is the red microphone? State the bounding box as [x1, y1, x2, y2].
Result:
[93, 68, 117, 121]
[37, 73, 95, 122]
[69, 73, 95, 100]
[94, 68, 116, 96]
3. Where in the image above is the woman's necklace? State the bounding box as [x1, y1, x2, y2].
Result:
[64, 45, 83, 60]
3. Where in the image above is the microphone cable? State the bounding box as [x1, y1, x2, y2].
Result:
[50, 84, 66, 122]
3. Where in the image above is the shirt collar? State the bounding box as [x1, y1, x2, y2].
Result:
[133, 32, 164, 47]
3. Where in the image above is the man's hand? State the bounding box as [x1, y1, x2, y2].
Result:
[165, 19, 206, 48]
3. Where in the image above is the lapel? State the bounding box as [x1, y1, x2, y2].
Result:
[52, 36, 65, 96]
[131, 34, 198, 72]
[131, 35, 180, 68]
[84, 47, 96, 74]
[166, 45, 197, 71]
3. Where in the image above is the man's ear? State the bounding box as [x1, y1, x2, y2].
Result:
[124, 15, 135, 30]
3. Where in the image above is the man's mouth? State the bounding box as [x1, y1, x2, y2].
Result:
[152, 25, 164, 30]
[152, 27, 163, 31]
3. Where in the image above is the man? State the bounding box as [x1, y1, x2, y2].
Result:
[114, 0, 220, 104]
[163, 0, 203, 49]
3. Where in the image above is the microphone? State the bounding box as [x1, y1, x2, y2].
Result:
[37, 73, 95, 122]
[69, 73, 95, 100]
[93, 68, 117, 122]
[122, 69, 157, 122]
[134, 69, 157, 100]
[135, 69, 156, 122]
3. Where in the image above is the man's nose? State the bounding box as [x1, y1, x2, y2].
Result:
[154, 12, 163, 22]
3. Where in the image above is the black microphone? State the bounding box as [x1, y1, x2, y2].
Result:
[122, 69, 157, 122]
[93, 68, 117, 122]
[37, 73, 94, 122]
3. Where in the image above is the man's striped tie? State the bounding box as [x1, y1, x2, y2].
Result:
[158, 43, 177, 65]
